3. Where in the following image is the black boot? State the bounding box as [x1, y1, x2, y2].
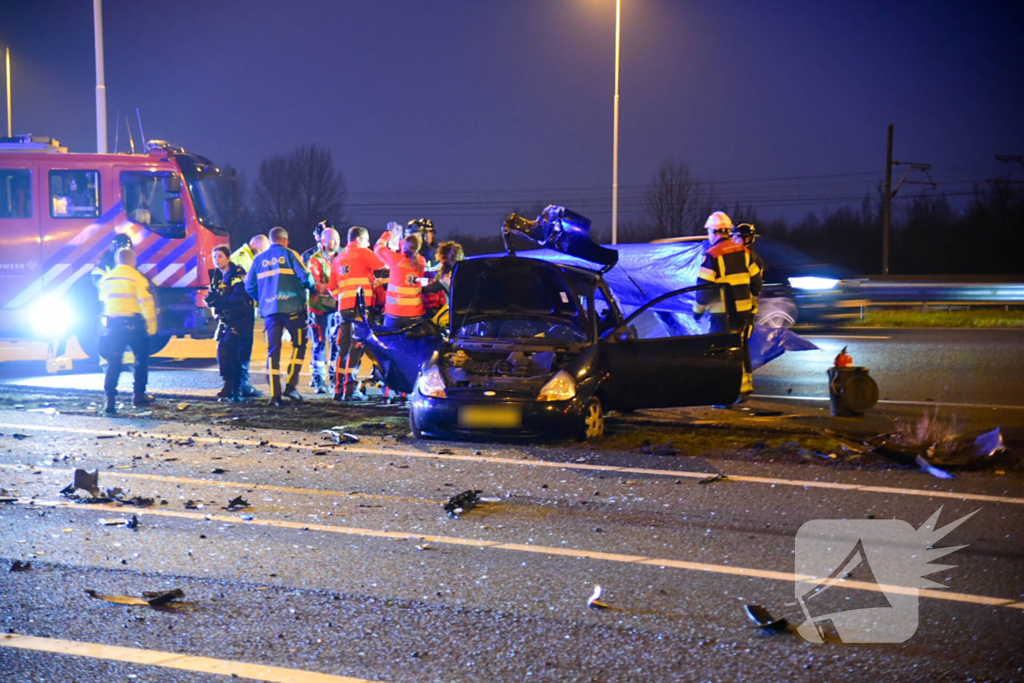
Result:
[133, 394, 156, 408]
[104, 396, 117, 415]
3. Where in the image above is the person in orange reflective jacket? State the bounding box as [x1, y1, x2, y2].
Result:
[374, 228, 427, 328]
[329, 226, 385, 400]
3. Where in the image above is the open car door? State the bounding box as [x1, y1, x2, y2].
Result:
[599, 284, 744, 410]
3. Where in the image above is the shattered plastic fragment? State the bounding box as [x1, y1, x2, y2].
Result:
[588, 585, 609, 609]
[916, 454, 954, 479]
[223, 496, 250, 511]
[60, 469, 100, 497]
[9, 560, 32, 572]
[744, 604, 788, 630]
[444, 490, 482, 518]
[698, 473, 727, 485]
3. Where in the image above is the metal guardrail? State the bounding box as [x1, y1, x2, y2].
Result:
[843, 281, 1024, 304]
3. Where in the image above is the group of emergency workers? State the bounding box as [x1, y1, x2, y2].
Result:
[95, 209, 762, 413]
[94, 219, 461, 413]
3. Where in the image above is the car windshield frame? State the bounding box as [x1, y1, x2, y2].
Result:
[449, 257, 596, 342]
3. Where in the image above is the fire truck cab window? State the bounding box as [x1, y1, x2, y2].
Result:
[0, 169, 32, 219]
[49, 170, 100, 219]
[120, 171, 181, 232]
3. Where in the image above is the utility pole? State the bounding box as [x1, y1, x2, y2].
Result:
[883, 124, 893, 276]
[881, 124, 936, 276]
[94, 0, 107, 153]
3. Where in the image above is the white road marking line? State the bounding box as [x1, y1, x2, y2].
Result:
[0, 633, 381, 683]
[2, 423, 1022, 505]
[12, 500, 1020, 612]
[752, 394, 1024, 410]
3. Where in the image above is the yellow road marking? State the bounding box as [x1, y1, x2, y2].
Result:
[1, 422, 1022, 505]
[14, 499, 1022, 612]
[0, 633, 381, 682]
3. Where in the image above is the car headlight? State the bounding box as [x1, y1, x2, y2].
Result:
[29, 294, 76, 338]
[537, 370, 576, 402]
[788, 276, 839, 291]
[417, 365, 447, 398]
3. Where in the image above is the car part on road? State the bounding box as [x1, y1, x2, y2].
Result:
[223, 496, 250, 511]
[580, 396, 604, 440]
[9, 561, 32, 572]
[321, 429, 359, 444]
[85, 588, 185, 607]
[60, 469, 100, 497]
[744, 604, 788, 631]
[698, 472, 728, 485]
[827, 364, 879, 416]
[443, 489, 482, 518]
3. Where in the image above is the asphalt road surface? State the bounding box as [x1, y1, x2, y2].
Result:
[0, 327, 1022, 681]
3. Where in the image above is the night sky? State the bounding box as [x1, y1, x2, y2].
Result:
[3, 0, 1022, 237]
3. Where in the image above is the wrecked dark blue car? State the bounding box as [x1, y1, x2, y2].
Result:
[361, 206, 751, 441]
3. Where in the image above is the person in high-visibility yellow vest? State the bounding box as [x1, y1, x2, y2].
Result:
[97, 248, 158, 415]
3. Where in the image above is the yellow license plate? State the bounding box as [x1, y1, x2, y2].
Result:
[458, 404, 522, 428]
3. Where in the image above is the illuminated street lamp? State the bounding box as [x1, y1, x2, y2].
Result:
[611, 0, 621, 244]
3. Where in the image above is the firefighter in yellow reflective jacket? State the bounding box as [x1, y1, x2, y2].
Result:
[694, 211, 762, 397]
[97, 248, 158, 415]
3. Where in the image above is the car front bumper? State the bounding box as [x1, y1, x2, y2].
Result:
[410, 392, 588, 441]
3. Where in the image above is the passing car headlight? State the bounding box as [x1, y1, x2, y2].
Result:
[788, 276, 839, 291]
[417, 365, 447, 398]
[29, 294, 76, 338]
[537, 370, 576, 402]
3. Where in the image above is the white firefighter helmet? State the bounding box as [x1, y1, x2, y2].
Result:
[704, 211, 733, 234]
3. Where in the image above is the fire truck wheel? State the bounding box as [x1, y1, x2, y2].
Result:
[148, 335, 171, 356]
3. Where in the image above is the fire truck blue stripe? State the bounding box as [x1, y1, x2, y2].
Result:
[136, 237, 170, 263]
[42, 202, 123, 270]
[153, 234, 196, 273]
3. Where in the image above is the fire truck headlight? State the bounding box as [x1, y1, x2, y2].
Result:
[29, 295, 76, 338]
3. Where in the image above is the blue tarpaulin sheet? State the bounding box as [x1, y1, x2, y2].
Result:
[506, 243, 818, 368]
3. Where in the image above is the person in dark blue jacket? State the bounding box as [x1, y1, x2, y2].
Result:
[244, 227, 316, 406]
[205, 246, 254, 403]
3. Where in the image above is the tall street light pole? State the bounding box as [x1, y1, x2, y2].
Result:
[94, 0, 107, 153]
[611, 0, 621, 244]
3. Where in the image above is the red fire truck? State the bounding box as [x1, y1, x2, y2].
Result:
[0, 134, 229, 359]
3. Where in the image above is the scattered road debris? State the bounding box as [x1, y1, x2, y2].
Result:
[60, 469, 100, 497]
[11, 433, 31, 440]
[177, 403, 190, 411]
[321, 429, 359, 444]
[211, 468, 228, 475]
[415, 543, 433, 551]
[698, 472, 728, 485]
[587, 585, 609, 609]
[99, 518, 130, 526]
[9, 560, 32, 572]
[126, 514, 139, 529]
[744, 604, 788, 631]
[444, 489, 482, 518]
[639, 439, 681, 456]
[85, 588, 185, 607]
[184, 500, 202, 510]
[223, 496, 250, 511]
[915, 454, 954, 479]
